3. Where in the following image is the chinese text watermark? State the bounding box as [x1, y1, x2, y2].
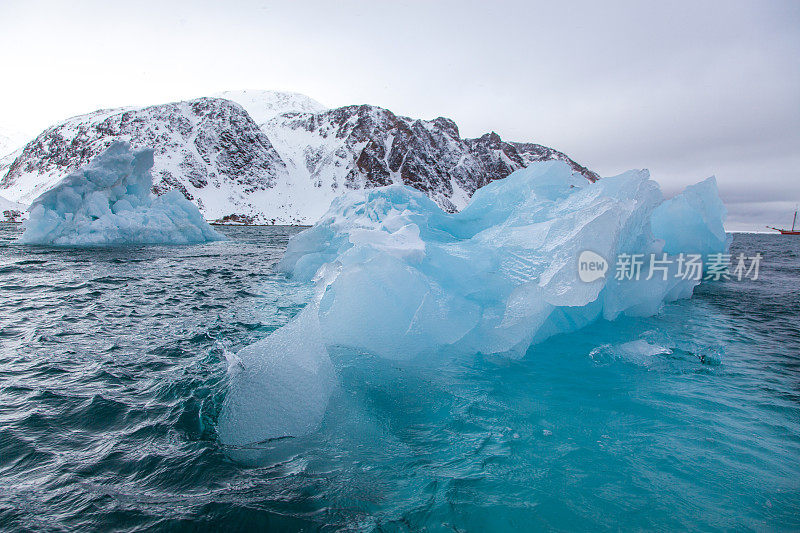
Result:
[578, 252, 762, 282]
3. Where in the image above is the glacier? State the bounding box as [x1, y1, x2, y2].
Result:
[219, 160, 728, 446]
[20, 142, 225, 246]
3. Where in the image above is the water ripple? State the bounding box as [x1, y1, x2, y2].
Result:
[0, 224, 798, 531]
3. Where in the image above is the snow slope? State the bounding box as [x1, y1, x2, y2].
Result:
[212, 90, 326, 124]
[0, 124, 27, 222]
[0, 126, 28, 158]
[0, 193, 25, 222]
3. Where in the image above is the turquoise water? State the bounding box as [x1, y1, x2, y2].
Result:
[0, 224, 798, 531]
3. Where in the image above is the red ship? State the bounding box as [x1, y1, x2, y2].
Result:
[768, 209, 799, 235]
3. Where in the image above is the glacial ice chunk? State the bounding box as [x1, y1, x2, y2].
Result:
[220, 160, 729, 444]
[218, 309, 335, 446]
[278, 161, 728, 358]
[651, 176, 728, 255]
[20, 142, 225, 246]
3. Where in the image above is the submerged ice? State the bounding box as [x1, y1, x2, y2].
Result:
[220, 160, 728, 445]
[21, 142, 224, 246]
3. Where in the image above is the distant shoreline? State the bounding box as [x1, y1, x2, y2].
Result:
[0, 221, 313, 228]
[0, 221, 784, 233]
[209, 223, 312, 228]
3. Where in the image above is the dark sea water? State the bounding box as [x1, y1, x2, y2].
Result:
[0, 224, 798, 532]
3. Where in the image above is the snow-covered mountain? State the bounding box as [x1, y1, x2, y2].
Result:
[1, 98, 290, 223]
[0, 126, 28, 158]
[213, 90, 326, 125]
[0, 193, 25, 222]
[261, 104, 598, 214]
[0, 91, 598, 224]
[0, 128, 27, 221]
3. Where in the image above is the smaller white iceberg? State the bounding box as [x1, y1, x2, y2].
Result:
[20, 142, 225, 246]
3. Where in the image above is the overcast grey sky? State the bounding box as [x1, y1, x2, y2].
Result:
[1, 0, 798, 231]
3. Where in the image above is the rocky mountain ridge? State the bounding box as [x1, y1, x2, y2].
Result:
[0, 91, 598, 224]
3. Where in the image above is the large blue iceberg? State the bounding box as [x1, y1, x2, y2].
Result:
[219, 161, 728, 445]
[21, 142, 224, 246]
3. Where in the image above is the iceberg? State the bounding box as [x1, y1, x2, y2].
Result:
[20, 142, 225, 246]
[219, 160, 728, 445]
